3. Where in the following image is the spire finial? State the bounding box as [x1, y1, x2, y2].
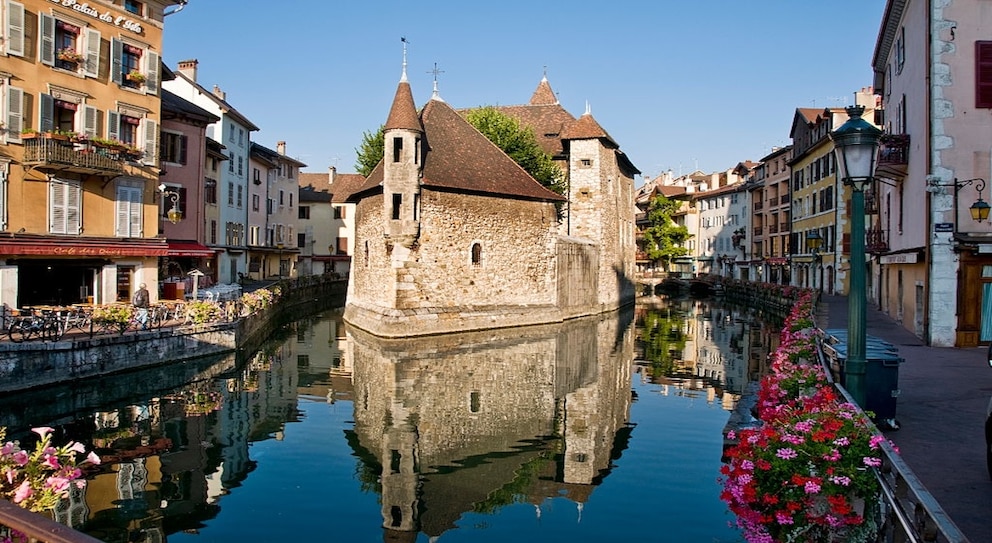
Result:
[400, 36, 408, 82]
[584, 101, 591, 115]
[542, 65, 547, 81]
[428, 62, 445, 102]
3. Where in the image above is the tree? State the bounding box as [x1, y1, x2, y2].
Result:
[641, 194, 691, 271]
[463, 106, 566, 195]
[354, 125, 384, 177]
[352, 108, 566, 196]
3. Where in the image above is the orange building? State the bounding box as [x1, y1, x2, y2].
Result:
[0, 0, 185, 308]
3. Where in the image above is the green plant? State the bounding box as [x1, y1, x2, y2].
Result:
[92, 304, 134, 335]
[185, 300, 221, 325]
[125, 70, 146, 84]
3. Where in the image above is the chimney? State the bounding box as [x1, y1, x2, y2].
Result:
[277, 141, 286, 156]
[212, 85, 225, 101]
[177, 59, 198, 82]
[328, 166, 336, 185]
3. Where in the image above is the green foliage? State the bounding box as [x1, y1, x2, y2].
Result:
[354, 125, 385, 177]
[639, 307, 688, 378]
[641, 194, 691, 268]
[464, 106, 566, 195]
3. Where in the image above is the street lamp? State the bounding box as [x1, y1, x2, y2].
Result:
[157, 184, 183, 224]
[926, 177, 992, 228]
[830, 105, 882, 408]
[806, 229, 822, 291]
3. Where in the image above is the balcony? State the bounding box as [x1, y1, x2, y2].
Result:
[769, 223, 779, 234]
[779, 222, 789, 233]
[753, 201, 763, 211]
[22, 134, 129, 176]
[753, 226, 763, 236]
[876, 133, 909, 179]
[866, 227, 888, 254]
[780, 195, 789, 205]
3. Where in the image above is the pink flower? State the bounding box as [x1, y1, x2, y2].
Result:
[12, 480, 32, 503]
[11, 450, 28, 466]
[42, 454, 61, 470]
[85, 451, 101, 465]
[775, 447, 797, 460]
[804, 480, 821, 494]
[862, 456, 882, 468]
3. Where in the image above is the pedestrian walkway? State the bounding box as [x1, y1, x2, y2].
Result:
[817, 295, 992, 543]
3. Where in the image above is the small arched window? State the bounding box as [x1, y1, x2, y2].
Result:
[470, 242, 482, 266]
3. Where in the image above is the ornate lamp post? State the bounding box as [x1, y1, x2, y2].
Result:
[830, 105, 882, 407]
[157, 183, 183, 224]
[806, 229, 822, 292]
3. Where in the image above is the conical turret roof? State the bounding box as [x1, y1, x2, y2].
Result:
[529, 76, 558, 105]
[385, 80, 423, 132]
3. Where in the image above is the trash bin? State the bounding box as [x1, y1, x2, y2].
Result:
[826, 341, 903, 429]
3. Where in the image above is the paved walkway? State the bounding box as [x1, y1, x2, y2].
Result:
[817, 295, 992, 543]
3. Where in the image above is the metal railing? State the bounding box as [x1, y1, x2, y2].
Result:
[0, 500, 102, 543]
[816, 342, 970, 542]
[22, 136, 127, 174]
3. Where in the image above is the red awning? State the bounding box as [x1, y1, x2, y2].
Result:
[166, 242, 216, 257]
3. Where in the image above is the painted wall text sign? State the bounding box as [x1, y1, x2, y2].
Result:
[48, 0, 144, 34]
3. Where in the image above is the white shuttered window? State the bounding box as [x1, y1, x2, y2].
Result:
[50, 179, 81, 234]
[115, 183, 142, 237]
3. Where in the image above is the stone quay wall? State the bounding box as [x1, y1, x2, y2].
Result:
[0, 278, 348, 394]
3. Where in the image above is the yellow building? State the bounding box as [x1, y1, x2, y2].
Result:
[0, 0, 183, 308]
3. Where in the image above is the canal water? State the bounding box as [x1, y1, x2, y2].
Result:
[0, 297, 781, 542]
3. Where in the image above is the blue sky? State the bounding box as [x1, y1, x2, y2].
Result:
[162, 1, 886, 182]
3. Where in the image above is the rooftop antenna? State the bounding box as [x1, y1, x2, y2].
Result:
[428, 62, 445, 102]
[400, 36, 408, 82]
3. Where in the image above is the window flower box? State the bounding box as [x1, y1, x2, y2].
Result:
[57, 48, 83, 63]
[125, 70, 146, 84]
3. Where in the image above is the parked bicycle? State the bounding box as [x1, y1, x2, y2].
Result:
[7, 310, 63, 342]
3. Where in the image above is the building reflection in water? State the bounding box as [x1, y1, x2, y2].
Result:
[348, 309, 634, 541]
[0, 299, 775, 542]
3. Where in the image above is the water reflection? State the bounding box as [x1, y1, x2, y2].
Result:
[348, 310, 634, 539]
[0, 299, 778, 542]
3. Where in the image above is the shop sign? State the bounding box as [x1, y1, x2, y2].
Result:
[934, 222, 954, 233]
[48, 0, 144, 34]
[880, 253, 919, 264]
[0, 242, 165, 257]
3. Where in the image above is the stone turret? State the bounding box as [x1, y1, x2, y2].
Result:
[382, 66, 424, 249]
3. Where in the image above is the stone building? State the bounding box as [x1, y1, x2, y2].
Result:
[345, 67, 637, 337]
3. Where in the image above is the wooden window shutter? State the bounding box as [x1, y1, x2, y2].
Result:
[5, 86, 23, 141]
[842, 232, 851, 255]
[5, 1, 25, 57]
[82, 105, 98, 137]
[83, 28, 100, 78]
[144, 50, 160, 95]
[39, 93, 54, 133]
[977, 41, 992, 108]
[38, 13, 54, 66]
[142, 119, 158, 166]
[110, 39, 123, 85]
[107, 110, 120, 142]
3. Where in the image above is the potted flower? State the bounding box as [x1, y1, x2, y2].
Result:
[125, 70, 146, 84]
[0, 426, 100, 514]
[720, 291, 890, 543]
[20, 128, 38, 139]
[92, 303, 134, 335]
[57, 47, 83, 63]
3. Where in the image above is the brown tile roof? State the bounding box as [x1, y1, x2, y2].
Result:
[563, 112, 618, 148]
[352, 98, 564, 203]
[659, 185, 687, 198]
[385, 80, 423, 132]
[329, 173, 366, 203]
[298, 172, 327, 189]
[529, 76, 558, 105]
[489, 103, 575, 157]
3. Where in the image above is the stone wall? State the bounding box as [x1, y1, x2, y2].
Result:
[346, 189, 564, 336]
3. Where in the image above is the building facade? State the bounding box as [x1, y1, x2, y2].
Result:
[0, 0, 186, 308]
[747, 146, 793, 285]
[871, 0, 992, 347]
[163, 59, 258, 285]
